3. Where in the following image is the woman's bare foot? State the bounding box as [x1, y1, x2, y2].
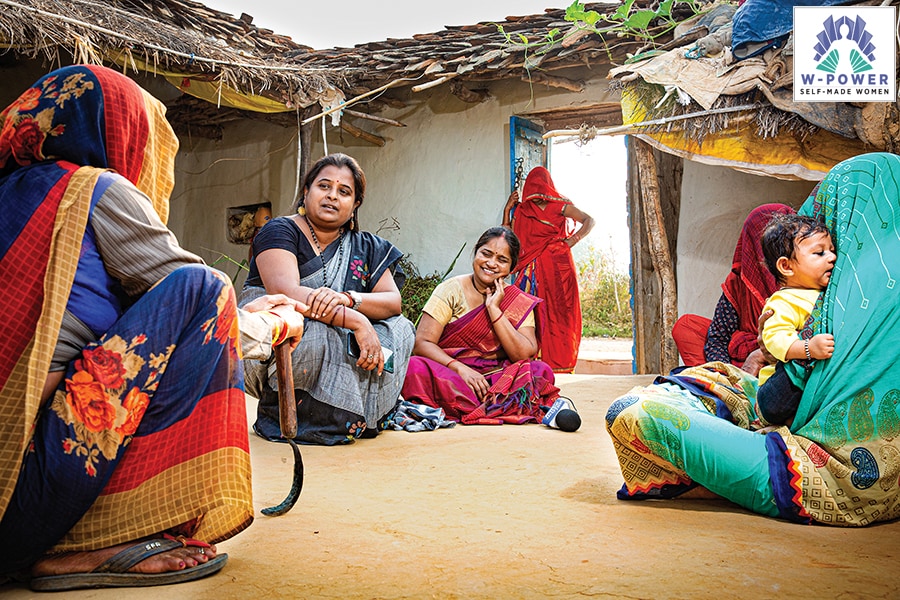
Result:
[31, 539, 216, 578]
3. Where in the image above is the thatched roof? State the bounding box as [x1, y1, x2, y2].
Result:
[0, 0, 344, 136]
[289, 2, 698, 133]
[0, 1, 734, 141]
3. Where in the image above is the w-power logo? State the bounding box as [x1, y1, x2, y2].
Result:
[794, 6, 896, 102]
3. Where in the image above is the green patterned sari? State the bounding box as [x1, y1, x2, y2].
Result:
[607, 153, 900, 526]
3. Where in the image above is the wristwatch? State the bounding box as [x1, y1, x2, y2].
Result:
[345, 290, 362, 310]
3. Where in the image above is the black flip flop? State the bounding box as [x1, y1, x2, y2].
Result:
[29, 538, 227, 592]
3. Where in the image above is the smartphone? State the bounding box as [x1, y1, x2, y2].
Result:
[346, 332, 394, 373]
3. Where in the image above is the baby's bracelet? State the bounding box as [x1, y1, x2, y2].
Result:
[804, 339, 811, 360]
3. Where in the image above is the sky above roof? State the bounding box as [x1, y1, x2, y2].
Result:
[201, 0, 563, 49]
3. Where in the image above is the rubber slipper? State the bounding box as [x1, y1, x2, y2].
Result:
[29, 538, 227, 592]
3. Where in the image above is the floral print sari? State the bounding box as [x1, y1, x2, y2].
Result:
[0, 65, 251, 572]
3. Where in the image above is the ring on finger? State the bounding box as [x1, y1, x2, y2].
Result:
[367, 354, 375, 360]
[199, 548, 205, 555]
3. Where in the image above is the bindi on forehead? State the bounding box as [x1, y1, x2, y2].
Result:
[318, 166, 354, 183]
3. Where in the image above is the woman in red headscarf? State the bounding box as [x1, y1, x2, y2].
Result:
[503, 167, 594, 373]
[671, 203, 796, 375]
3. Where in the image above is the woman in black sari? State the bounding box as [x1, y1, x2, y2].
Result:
[240, 153, 414, 445]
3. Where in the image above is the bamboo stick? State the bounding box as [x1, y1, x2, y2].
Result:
[300, 77, 420, 126]
[542, 104, 759, 139]
[343, 109, 406, 127]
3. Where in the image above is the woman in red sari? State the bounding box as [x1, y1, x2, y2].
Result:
[503, 167, 594, 373]
[671, 203, 795, 375]
[401, 227, 559, 424]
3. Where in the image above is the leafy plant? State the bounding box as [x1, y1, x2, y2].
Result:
[495, 0, 706, 64]
[576, 244, 632, 338]
[399, 243, 467, 325]
[571, 0, 690, 40]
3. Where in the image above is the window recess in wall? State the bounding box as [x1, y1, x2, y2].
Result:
[227, 202, 272, 244]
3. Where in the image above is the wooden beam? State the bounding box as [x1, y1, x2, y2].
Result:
[634, 137, 679, 374]
[340, 120, 386, 147]
[526, 71, 584, 93]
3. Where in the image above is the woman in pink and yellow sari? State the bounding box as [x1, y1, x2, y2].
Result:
[401, 227, 559, 424]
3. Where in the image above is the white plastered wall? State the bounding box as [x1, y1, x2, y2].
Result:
[675, 160, 820, 319]
[1, 61, 825, 321]
[167, 67, 619, 284]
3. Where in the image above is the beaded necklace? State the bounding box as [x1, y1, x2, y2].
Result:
[470, 274, 488, 296]
[304, 216, 344, 288]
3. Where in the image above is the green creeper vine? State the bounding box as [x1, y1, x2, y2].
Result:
[496, 0, 708, 64]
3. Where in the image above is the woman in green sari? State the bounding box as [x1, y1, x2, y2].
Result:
[606, 152, 900, 525]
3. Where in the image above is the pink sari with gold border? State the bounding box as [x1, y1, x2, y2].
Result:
[401, 285, 559, 424]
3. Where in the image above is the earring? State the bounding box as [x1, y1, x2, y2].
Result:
[297, 202, 306, 216]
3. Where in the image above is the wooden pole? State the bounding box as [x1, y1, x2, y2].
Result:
[296, 105, 318, 211]
[634, 138, 679, 374]
[340, 121, 386, 147]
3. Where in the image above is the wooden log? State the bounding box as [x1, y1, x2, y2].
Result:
[340, 120, 386, 146]
[633, 138, 679, 374]
[526, 71, 584, 92]
[627, 148, 652, 373]
[297, 105, 317, 212]
[449, 80, 490, 103]
[411, 74, 458, 92]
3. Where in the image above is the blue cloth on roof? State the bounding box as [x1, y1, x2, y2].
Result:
[732, 0, 851, 60]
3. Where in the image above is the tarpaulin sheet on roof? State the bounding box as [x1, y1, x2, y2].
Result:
[732, 0, 851, 60]
[610, 47, 768, 110]
[109, 55, 293, 113]
[608, 10, 892, 149]
[621, 85, 867, 181]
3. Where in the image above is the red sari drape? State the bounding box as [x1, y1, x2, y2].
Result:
[721, 203, 795, 360]
[511, 167, 581, 372]
[401, 285, 559, 424]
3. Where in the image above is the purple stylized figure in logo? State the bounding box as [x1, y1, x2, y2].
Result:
[813, 14, 876, 62]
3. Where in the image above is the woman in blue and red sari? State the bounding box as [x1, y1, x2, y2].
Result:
[0, 65, 303, 591]
[402, 227, 560, 425]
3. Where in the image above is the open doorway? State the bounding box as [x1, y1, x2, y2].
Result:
[547, 135, 633, 367]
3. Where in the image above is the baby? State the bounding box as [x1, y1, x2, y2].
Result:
[756, 213, 836, 426]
